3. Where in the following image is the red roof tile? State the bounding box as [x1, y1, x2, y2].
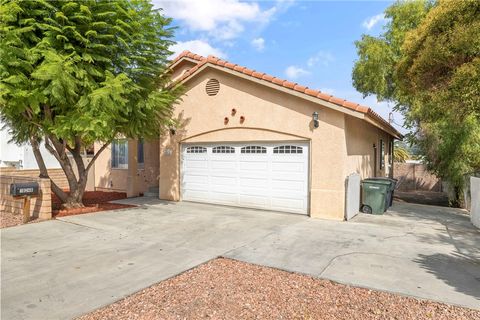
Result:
[305, 88, 320, 97]
[171, 51, 402, 138]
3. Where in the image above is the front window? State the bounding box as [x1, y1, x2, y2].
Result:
[380, 139, 385, 170]
[111, 139, 128, 169]
[137, 139, 144, 169]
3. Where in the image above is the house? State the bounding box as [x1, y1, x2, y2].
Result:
[0, 121, 60, 169]
[93, 51, 402, 220]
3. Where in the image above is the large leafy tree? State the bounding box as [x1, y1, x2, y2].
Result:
[0, 0, 180, 208]
[352, 0, 479, 204]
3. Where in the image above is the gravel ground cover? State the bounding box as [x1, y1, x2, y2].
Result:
[79, 258, 479, 320]
[0, 211, 41, 228]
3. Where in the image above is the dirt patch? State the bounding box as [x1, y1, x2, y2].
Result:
[394, 190, 450, 207]
[78, 258, 479, 320]
[52, 191, 135, 217]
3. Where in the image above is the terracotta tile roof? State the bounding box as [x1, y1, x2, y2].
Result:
[171, 50, 402, 138]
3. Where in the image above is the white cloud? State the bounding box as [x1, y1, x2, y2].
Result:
[362, 13, 386, 30]
[285, 65, 310, 79]
[251, 37, 265, 51]
[307, 51, 334, 67]
[170, 40, 227, 59]
[154, 0, 277, 40]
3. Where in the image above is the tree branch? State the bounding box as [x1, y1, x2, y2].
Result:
[45, 135, 78, 192]
[86, 141, 111, 172]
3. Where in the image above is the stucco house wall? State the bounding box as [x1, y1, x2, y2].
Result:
[345, 115, 392, 180]
[158, 67, 394, 220]
[90, 52, 399, 221]
[94, 139, 159, 194]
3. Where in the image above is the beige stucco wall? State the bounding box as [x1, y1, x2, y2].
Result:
[345, 116, 393, 180]
[94, 139, 159, 194]
[92, 63, 394, 220]
[159, 67, 364, 220]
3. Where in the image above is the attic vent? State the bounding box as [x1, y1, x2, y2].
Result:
[206, 79, 220, 96]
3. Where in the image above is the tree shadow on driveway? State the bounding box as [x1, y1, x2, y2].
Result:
[414, 252, 480, 300]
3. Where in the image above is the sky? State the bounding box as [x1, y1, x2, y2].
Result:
[152, 0, 406, 134]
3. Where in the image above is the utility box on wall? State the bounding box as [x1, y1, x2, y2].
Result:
[471, 176, 480, 229]
[345, 173, 361, 221]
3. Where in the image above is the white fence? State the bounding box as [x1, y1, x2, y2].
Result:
[470, 176, 480, 228]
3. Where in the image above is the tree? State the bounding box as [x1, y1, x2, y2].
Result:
[393, 143, 411, 163]
[0, 0, 180, 208]
[352, 0, 479, 204]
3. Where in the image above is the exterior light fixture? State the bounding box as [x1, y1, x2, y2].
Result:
[312, 111, 319, 128]
[240, 116, 245, 123]
[231, 108, 237, 116]
[224, 117, 229, 124]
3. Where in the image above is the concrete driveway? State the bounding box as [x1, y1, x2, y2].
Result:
[1, 199, 479, 319]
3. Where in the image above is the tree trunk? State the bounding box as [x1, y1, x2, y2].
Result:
[30, 138, 68, 203]
[41, 136, 111, 209]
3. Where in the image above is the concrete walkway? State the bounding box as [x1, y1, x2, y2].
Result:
[1, 200, 479, 319]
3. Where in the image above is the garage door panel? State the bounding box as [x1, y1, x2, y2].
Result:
[271, 179, 304, 191]
[271, 197, 305, 210]
[239, 161, 268, 171]
[211, 160, 237, 170]
[239, 186, 271, 196]
[183, 190, 210, 200]
[183, 174, 208, 183]
[209, 192, 238, 202]
[210, 176, 236, 186]
[184, 159, 209, 169]
[239, 195, 268, 207]
[239, 177, 269, 188]
[271, 161, 304, 173]
[182, 143, 309, 215]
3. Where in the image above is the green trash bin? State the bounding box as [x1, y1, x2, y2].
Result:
[367, 177, 397, 207]
[360, 179, 391, 214]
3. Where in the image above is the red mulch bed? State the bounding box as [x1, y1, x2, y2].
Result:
[52, 191, 136, 217]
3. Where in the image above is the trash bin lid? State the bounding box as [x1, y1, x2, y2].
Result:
[362, 178, 391, 185]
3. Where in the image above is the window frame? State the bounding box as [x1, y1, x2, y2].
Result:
[212, 146, 235, 154]
[273, 145, 303, 154]
[137, 138, 144, 169]
[379, 139, 385, 170]
[186, 146, 207, 154]
[241, 146, 267, 154]
[111, 139, 128, 169]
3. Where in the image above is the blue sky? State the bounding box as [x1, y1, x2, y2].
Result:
[152, 0, 406, 133]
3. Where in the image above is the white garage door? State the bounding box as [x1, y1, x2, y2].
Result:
[181, 142, 309, 214]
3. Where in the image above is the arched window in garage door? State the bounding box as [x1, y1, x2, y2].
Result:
[186, 146, 207, 153]
[241, 146, 267, 154]
[212, 146, 235, 153]
[273, 145, 303, 154]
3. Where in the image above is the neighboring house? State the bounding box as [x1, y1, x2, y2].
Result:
[0, 122, 60, 169]
[94, 51, 402, 220]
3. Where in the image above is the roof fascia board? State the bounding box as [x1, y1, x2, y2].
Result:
[168, 57, 199, 71]
[364, 115, 402, 139]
